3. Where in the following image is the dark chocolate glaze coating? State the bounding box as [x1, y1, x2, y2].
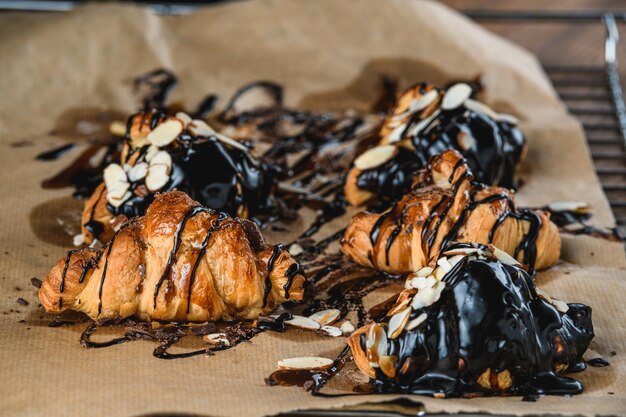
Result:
[368, 246, 594, 397]
[107, 131, 277, 222]
[356, 84, 525, 204]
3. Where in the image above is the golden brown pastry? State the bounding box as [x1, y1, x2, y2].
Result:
[41, 191, 305, 322]
[341, 150, 559, 273]
[344, 82, 526, 207]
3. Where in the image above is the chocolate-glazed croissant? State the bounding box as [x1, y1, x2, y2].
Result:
[344, 81, 526, 206]
[81, 111, 277, 244]
[341, 150, 559, 273]
[348, 244, 594, 397]
[41, 191, 305, 322]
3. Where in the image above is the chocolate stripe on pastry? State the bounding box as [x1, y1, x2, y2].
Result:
[40, 191, 306, 323]
[342, 150, 559, 274]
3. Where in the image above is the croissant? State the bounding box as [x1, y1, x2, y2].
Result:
[341, 150, 559, 273]
[41, 191, 305, 322]
[81, 110, 276, 244]
[344, 81, 526, 206]
[348, 244, 594, 397]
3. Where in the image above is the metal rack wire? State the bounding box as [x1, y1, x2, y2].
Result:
[465, 11, 626, 244]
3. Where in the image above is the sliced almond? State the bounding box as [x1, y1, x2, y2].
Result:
[277, 356, 334, 371]
[147, 118, 183, 147]
[443, 246, 483, 257]
[411, 90, 440, 113]
[103, 163, 128, 191]
[379, 355, 397, 378]
[308, 309, 341, 326]
[437, 257, 453, 274]
[409, 109, 440, 136]
[288, 243, 304, 256]
[285, 315, 321, 330]
[433, 266, 447, 281]
[145, 145, 159, 162]
[107, 190, 131, 208]
[188, 119, 216, 136]
[354, 145, 398, 171]
[150, 150, 172, 169]
[386, 123, 409, 143]
[203, 333, 230, 346]
[441, 83, 472, 111]
[127, 162, 148, 182]
[464, 98, 499, 120]
[551, 298, 569, 313]
[145, 164, 170, 192]
[447, 255, 465, 267]
[498, 113, 519, 125]
[320, 325, 343, 337]
[416, 266, 434, 278]
[547, 200, 590, 214]
[536, 287, 553, 304]
[73, 233, 85, 247]
[388, 306, 412, 339]
[405, 312, 427, 331]
[339, 321, 355, 334]
[408, 276, 429, 290]
[109, 120, 127, 137]
[411, 281, 445, 310]
[175, 112, 192, 127]
[106, 181, 130, 200]
[492, 246, 521, 266]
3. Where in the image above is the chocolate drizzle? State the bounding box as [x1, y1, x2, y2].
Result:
[153, 206, 214, 309]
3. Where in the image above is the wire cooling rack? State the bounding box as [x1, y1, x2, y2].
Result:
[465, 11, 626, 245]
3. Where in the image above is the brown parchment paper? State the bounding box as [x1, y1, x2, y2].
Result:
[0, 1, 625, 416]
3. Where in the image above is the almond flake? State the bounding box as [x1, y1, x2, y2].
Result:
[354, 145, 397, 171]
[308, 309, 341, 326]
[288, 243, 304, 256]
[320, 325, 343, 337]
[188, 119, 216, 136]
[492, 246, 521, 266]
[339, 321, 355, 334]
[73, 233, 85, 247]
[464, 98, 499, 119]
[175, 112, 192, 127]
[107, 190, 131, 208]
[536, 287, 553, 304]
[145, 145, 159, 162]
[433, 266, 447, 281]
[437, 257, 453, 273]
[366, 323, 388, 367]
[103, 163, 128, 190]
[109, 120, 127, 137]
[203, 333, 230, 346]
[278, 356, 334, 371]
[405, 312, 427, 331]
[147, 119, 183, 147]
[150, 150, 172, 169]
[441, 83, 472, 111]
[547, 200, 590, 214]
[127, 162, 148, 182]
[416, 266, 434, 278]
[498, 113, 519, 125]
[411, 281, 445, 310]
[386, 123, 408, 143]
[145, 164, 170, 192]
[551, 298, 569, 313]
[388, 306, 412, 339]
[409, 109, 440, 136]
[215, 132, 250, 153]
[285, 315, 321, 330]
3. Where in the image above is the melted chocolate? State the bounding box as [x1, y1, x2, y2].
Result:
[356, 83, 525, 203]
[367, 248, 594, 397]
